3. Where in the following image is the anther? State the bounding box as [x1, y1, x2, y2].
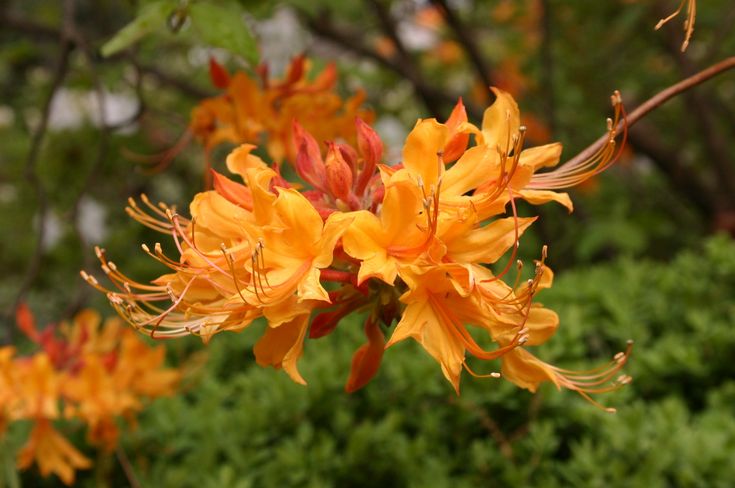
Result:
[141, 243, 150, 253]
[166, 284, 176, 301]
[490, 372, 501, 378]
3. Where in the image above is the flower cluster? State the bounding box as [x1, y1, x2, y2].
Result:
[85, 84, 632, 408]
[0, 305, 180, 485]
[188, 55, 373, 173]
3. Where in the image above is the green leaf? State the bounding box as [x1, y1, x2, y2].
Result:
[101, 1, 177, 57]
[189, 2, 259, 65]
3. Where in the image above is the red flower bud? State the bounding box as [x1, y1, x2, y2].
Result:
[208, 57, 230, 89]
[345, 316, 385, 393]
[293, 121, 327, 191]
[443, 97, 469, 163]
[355, 118, 383, 194]
[325, 142, 354, 203]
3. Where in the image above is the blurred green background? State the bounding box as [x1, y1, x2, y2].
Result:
[1, 0, 734, 486]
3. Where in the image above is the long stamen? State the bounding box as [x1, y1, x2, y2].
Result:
[655, 0, 696, 51]
[529, 91, 627, 189]
[551, 340, 634, 412]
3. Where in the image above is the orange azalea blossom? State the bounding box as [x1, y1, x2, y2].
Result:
[89, 86, 631, 409]
[189, 55, 373, 170]
[0, 306, 180, 485]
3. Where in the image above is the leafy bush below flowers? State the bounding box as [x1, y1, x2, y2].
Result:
[10, 235, 734, 487]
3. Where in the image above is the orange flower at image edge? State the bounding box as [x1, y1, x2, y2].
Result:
[0, 305, 180, 485]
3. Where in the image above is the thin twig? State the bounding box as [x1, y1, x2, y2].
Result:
[452, 397, 515, 460]
[0, 13, 212, 100]
[116, 446, 142, 488]
[563, 56, 735, 168]
[62, 20, 127, 318]
[365, 0, 445, 116]
[304, 8, 482, 119]
[539, 0, 556, 135]
[3, 3, 75, 343]
[627, 121, 714, 215]
[430, 0, 495, 96]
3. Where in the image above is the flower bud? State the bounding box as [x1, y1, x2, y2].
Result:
[355, 118, 383, 194]
[443, 98, 469, 163]
[325, 142, 354, 203]
[293, 121, 327, 191]
[208, 57, 230, 89]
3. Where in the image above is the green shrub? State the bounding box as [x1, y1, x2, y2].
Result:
[13, 235, 735, 487]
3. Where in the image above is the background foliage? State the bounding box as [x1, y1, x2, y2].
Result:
[1, 0, 734, 486]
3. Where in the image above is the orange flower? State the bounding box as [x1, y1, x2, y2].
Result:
[17, 420, 91, 486]
[3, 306, 181, 483]
[88, 86, 632, 406]
[191, 55, 373, 166]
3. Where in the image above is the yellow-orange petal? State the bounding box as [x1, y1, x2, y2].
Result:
[480, 87, 520, 151]
[517, 189, 574, 212]
[402, 118, 448, 189]
[501, 348, 561, 392]
[254, 314, 310, 385]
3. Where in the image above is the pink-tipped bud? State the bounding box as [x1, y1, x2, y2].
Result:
[325, 142, 354, 203]
[345, 316, 385, 393]
[336, 143, 358, 175]
[310, 308, 349, 338]
[284, 54, 306, 85]
[355, 118, 383, 194]
[208, 57, 230, 89]
[356, 118, 383, 167]
[293, 120, 327, 191]
[443, 97, 469, 163]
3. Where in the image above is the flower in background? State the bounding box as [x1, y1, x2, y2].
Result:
[188, 55, 373, 179]
[0, 305, 180, 485]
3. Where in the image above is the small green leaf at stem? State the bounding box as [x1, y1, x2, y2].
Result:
[189, 2, 259, 66]
[101, 1, 177, 58]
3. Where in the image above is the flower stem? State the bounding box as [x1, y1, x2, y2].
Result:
[565, 56, 735, 168]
